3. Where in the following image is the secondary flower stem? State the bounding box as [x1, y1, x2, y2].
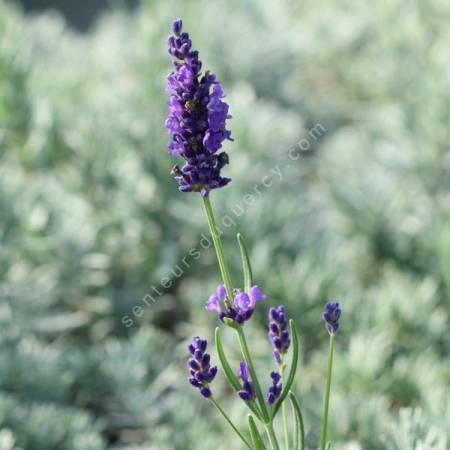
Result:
[210, 398, 253, 449]
[265, 422, 281, 450]
[320, 334, 335, 450]
[202, 196, 234, 302]
[280, 366, 290, 450]
[282, 400, 290, 450]
[236, 327, 271, 423]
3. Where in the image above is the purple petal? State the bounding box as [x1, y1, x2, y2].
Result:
[238, 362, 250, 382]
[205, 294, 221, 314]
[249, 285, 266, 302]
[217, 284, 227, 300]
[234, 292, 253, 312]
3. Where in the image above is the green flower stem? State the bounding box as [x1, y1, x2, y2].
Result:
[202, 196, 234, 302]
[280, 366, 290, 450]
[282, 400, 289, 450]
[236, 327, 270, 423]
[210, 398, 252, 449]
[265, 422, 281, 450]
[320, 334, 335, 450]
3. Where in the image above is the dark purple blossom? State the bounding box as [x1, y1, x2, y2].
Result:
[166, 18, 233, 197]
[187, 336, 218, 398]
[268, 306, 291, 364]
[322, 302, 341, 335]
[205, 284, 266, 325]
[236, 362, 255, 401]
[266, 371, 282, 405]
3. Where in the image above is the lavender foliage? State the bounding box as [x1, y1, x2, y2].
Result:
[166, 19, 232, 197]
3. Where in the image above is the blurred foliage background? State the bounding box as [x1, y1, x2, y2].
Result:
[0, 0, 449, 449]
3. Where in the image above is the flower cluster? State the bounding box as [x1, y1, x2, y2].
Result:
[187, 336, 218, 398]
[268, 306, 291, 364]
[166, 19, 232, 197]
[206, 284, 266, 325]
[322, 302, 341, 335]
[237, 362, 255, 401]
[266, 371, 282, 405]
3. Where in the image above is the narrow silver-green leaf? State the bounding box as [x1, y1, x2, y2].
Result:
[215, 327, 263, 420]
[272, 319, 299, 417]
[248, 414, 267, 450]
[237, 233, 253, 291]
[215, 327, 241, 390]
[289, 391, 305, 450]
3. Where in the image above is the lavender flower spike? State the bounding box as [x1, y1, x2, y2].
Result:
[322, 302, 341, 335]
[188, 336, 218, 398]
[166, 19, 233, 197]
[237, 362, 255, 401]
[267, 371, 282, 405]
[268, 306, 291, 364]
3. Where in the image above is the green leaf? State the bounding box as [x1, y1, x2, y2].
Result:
[215, 327, 241, 390]
[289, 391, 305, 450]
[215, 327, 263, 420]
[272, 319, 299, 417]
[237, 233, 253, 291]
[248, 414, 267, 450]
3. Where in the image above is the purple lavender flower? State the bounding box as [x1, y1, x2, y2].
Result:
[322, 302, 341, 335]
[268, 306, 291, 364]
[266, 371, 282, 405]
[205, 284, 266, 325]
[187, 336, 218, 398]
[166, 19, 233, 197]
[236, 362, 255, 401]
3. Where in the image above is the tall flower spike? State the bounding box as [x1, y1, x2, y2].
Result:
[268, 306, 291, 364]
[322, 302, 341, 335]
[237, 362, 255, 401]
[166, 18, 233, 197]
[187, 336, 218, 398]
[205, 284, 266, 325]
[266, 371, 282, 405]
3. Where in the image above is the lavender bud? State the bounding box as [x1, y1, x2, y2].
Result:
[266, 371, 282, 405]
[187, 336, 217, 398]
[188, 359, 200, 370]
[200, 387, 212, 398]
[172, 19, 182, 36]
[322, 302, 341, 335]
[268, 306, 290, 364]
[236, 362, 255, 401]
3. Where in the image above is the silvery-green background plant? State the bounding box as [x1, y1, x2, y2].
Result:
[0, 1, 449, 449]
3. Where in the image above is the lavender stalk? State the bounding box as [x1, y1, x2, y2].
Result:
[320, 302, 341, 450]
[203, 196, 234, 304]
[165, 17, 343, 450]
[210, 398, 253, 449]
